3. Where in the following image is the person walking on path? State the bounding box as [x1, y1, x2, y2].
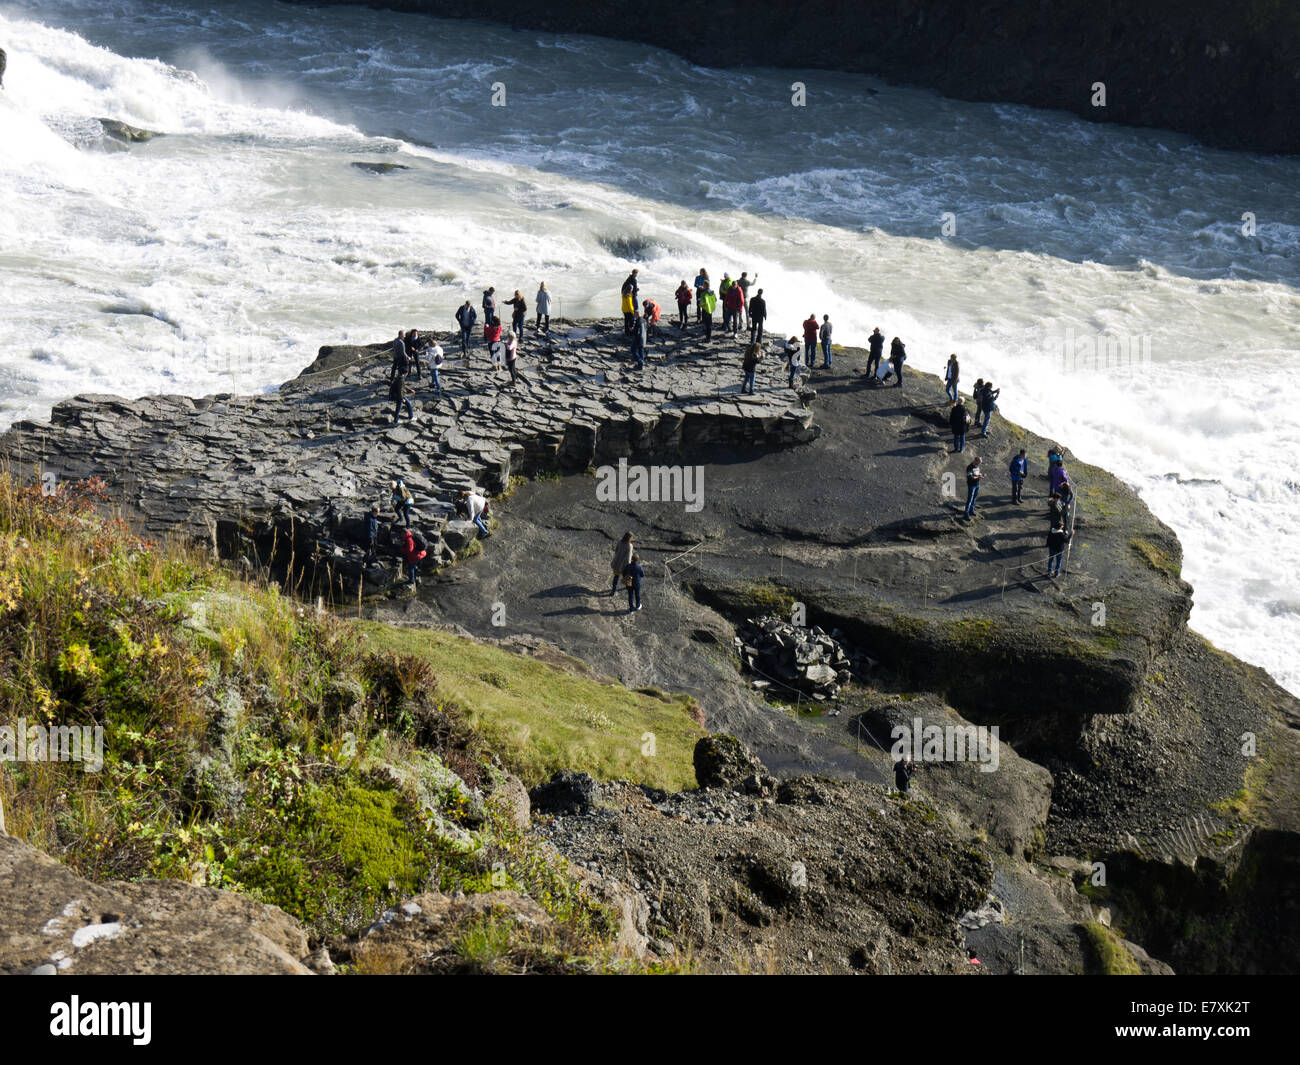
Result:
[964, 456, 984, 518]
[482, 286, 497, 330]
[535, 282, 551, 332]
[944, 354, 960, 403]
[1009, 448, 1028, 504]
[504, 290, 527, 336]
[864, 327, 885, 380]
[399, 527, 426, 587]
[390, 479, 413, 527]
[889, 337, 907, 388]
[949, 400, 970, 453]
[693, 268, 709, 323]
[978, 381, 1000, 437]
[819, 314, 833, 368]
[623, 552, 645, 612]
[802, 314, 819, 369]
[894, 756, 916, 797]
[741, 342, 761, 394]
[748, 288, 767, 343]
[1049, 459, 1070, 497]
[610, 531, 634, 596]
[456, 300, 477, 360]
[460, 490, 491, 538]
[504, 329, 521, 385]
[698, 282, 716, 340]
[630, 312, 648, 368]
[1046, 522, 1070, 578]
[674, 280, 692, 328]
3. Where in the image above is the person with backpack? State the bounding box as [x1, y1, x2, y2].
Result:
[802, 314, 819, 369]
[944, 354, 960, 403]
[642, 297, 661, 339]
[978, 381, 1000, 437]
[623, 552, 645, 612]
[964, 456, 984, 519]
[866, 327, 885, 380]
[610, 531, 634, 597]
[390, 479, 413, 527]
[1048, 491, 1067, 529]
[741, 342, 761, 395]
[748, 288, 767, 343]
[674, 280, 692, 329]
[455, 300, 477, 360]
[399, 527, 426, 587]
[698, 281, 716, 340]
[459, 490, 491, 538]
[482, 287, 497, 330]
[1046, 522, 1070, 578]
[630, 312, 648, 368]
[889, 337, 907, 388]
[1009, 448, 1028, 504]
[693, 268, 709, 323]
[535, 282, 551, 332]
[723, 280, 745, 338]
[1057, 479, 1075, 523]
[504, 290, 527, 336]
[949, 400, 971, 453]
[504, 328, 521, 385]
[819, 314, 833, 368]
[1050, 459, 1070, 497]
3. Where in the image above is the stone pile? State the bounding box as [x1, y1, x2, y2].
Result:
[734, 614, 869, 700]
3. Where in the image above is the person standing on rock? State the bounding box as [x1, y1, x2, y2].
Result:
[504, 290, 527, 337]
[365, 502, 382, 563]
[782, 335, 802, 390]
[1048, 490, 1066, 530]
[1046, 521, 1070, 578]
[978, 380, 1000, 437]
[894, 756, 915, 796]
[0, 47, 6, 89]
[456, 300, 477, 361]
[748, 288, 767, 343]
[610, 531, 634, 597]
[802, 314, 819, 369]
[399, 527, 426, 588]
[964, 456, 984, 519]
[404, 329, 425, 382]
[484, 315, 504, 375]
[944, 354, 960, 403]
[698, 282, 716, 340]
[693, 268, 709, 323]
[741, 342, 762, 395]
[889, 337, 907, 388]
[949, 399, 970, 453]
[504, 328, 522, 386]
[630, 311, 648, 369]
[866, 327, 885, 380]
[1009, 448, 1028, 504]
[388, 339, 413, 424]
[482, 287, 497, 330]
[718, 274, 734, 333]
[737, 271, 756, 331]
[674, 280, 692, 329]
[535, 282, 551, 332]
[621, 269, 640, 333]
[623, 552, 645, 612]
[723, 280, 745, 338]
[1049, 457, 1070, 497]
[429, 338, 445, 396]
[820, 314, 833, 368]
[390, 479, 413, 527]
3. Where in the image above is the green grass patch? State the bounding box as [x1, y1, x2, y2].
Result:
[1080, 921, 1142, 975]
[1130, 537, 1181, 579]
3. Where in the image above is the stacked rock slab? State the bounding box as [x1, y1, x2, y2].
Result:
[735, 614, 867, 700]
[0, 321, 818, 593]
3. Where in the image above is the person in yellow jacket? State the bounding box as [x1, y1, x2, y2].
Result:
[698, 283, 717, 341]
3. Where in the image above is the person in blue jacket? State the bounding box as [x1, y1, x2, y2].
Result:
[1009, 448, 1028, 504]
[623, 552, 645, 612]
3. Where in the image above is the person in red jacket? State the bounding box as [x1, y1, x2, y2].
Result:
[674, 281, 692, 329]
[802, 314, 819, 369]
[483, 315, 503, 373]
[399, 528, 426, 587]
[723, 283, 745, 338]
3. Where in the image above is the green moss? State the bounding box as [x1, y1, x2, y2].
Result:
[1130, 537, 1180, 579]
[1080, 921, 1142, 975]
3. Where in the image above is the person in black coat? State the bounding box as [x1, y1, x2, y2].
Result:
[949, 400, 970, 453]
[889, 337, 906, 387]
[894, 757, 916, 796]
[748, 290, 768, 343]
[866, 328, 885, 379]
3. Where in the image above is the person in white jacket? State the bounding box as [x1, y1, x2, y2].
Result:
[460, 490, 491, 538]
[535, 283, 552, 332]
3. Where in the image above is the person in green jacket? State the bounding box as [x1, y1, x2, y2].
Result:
[698, 283, 717, 340]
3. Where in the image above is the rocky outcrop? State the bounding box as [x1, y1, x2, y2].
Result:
[291, 0, 1300, 154]
[736, 614, 867, 700]
[0, 835, 312, 975]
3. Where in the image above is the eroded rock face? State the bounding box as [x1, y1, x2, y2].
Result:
[0, 835, 312, 975]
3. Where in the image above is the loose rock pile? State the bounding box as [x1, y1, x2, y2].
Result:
[734, 614, 870, 700]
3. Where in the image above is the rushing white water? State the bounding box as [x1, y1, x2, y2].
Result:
[1, 0, 1298, 694]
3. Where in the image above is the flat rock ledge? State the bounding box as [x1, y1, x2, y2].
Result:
[0, 320, 817, 592]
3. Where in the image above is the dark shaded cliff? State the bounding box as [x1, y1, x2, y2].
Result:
[292, 0, 1300, 154]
